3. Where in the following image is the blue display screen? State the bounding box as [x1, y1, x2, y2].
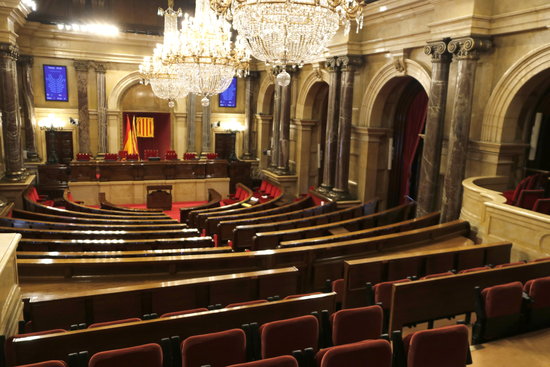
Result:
[44, 65, 68, 102]
[219, 77, 237, 107]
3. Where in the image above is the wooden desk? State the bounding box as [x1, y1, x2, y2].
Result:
[146, 185, 172, 210]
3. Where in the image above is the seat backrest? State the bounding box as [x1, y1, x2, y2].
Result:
[16, 361, 68, 367]
[330, 305, 383, 345]
[331, 279, 344, 304]
[533, 198, 550, 215]
[516, 189, 545, 210]
[319, 339, 391, 367]
[88, 318, 141, 329]
[260, 315, 319, 359]
[481, 281, 523, 318]
[227, 355, 298, 367]
[373, 278, 411, 309]
[524, 276, 550, 309]
[494, 261, 526, 269]
[458, 266, 491, 274]
[406, 325, 469, 367]
[88, 343, 162, 367]
[181, 328, 246, 367]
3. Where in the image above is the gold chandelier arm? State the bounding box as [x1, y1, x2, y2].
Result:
[343, 3, 362, 18]
[326, 0, 343, 9]
[210, 0, 232, 15]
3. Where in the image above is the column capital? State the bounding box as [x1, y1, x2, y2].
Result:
[424, 38, 452, 63]
[325, 57, 339, 72]
[17, 54, 33, 66]
[74, 60, 91, 72]
[336, 55, 363, 72]
[92, 62, 108, 73]
[0, 43, 19, 60]
[447, 36, 492, 60]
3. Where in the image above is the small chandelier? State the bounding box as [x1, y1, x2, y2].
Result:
[139, 1, 188, 108]
[165, 0, 250, 107]
[210, 0, 366, 86]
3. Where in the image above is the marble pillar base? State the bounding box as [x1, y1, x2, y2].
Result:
[262, 169, 298, 197]
[0, 174, 35, 208]
[316, 185, 332, 195]
[328, 189, 352, 201]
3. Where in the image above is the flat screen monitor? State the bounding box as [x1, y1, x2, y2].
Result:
[219, 77, 237, 108]
[43, 65, 69, 102]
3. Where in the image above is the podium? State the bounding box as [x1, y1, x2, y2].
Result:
[146, 185, 172, 210]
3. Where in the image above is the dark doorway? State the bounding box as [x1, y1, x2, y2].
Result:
[46, 130, 73, 164]
[526, 87, 550, 173]
[387, 80, 429, 207]
[215, 132, 236, 160]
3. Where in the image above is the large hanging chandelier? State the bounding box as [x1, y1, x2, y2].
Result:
[139, 1, 187, 108]
[164, 0, 250, 107]
[210, 0, 367, 86]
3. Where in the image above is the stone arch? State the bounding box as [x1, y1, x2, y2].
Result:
[257, 75, 275, 114]
[359, 59, 430, 127]
[295, 69, 330, 120]
[481, 44, 550, 143]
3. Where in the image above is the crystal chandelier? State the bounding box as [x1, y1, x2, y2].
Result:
[165, 0, 250, 107]
[210, 0, 366, 86]
[139, 1, 188, 108]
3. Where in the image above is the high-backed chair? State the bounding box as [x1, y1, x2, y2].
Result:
[330, 305, 383, 346]
[88, 343, 162, 367]
[260, 315, 319, 359]
[227, 356, 298, 367]
[16, 361, 68, 367]
[316, 339, 391, 367]
[516, 189, 545, 210]
[181, 328, 246, 367]
[402, 325, 470, 367]
[524, 276, 550, 329]
[473, 281, 524, 344]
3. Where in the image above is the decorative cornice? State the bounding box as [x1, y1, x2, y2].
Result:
[424, 38, 452, 63]
[447, 36, 492, 60]
[336, 55, 363, 72]
[74, 60, 91, 72]
[0, 43, 19, 60]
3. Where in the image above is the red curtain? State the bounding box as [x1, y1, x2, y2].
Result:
[399, 91, 428, 203]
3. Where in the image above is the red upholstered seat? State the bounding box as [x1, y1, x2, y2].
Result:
[420, 271, 455, 280]
[88, 317, 141, 329]
[405, 325, 469, 367]
[161, 307, 208, 318]
[331, 278, 344, 306]
[226, 299, 268, 308]
[481, 281, 523, 318]
[373, 278, 411, 310]
[494, 261, 526, 269]
[16, 361, 68, 367]
[88, 343, 162, 367]
[316, 339, 391, 367]
[524, 276, 550, 329]
[227, 356, 298, 367]
[458, 266, 491, 274]
[260, 180, 268, 193]
[533, 198, 550, 215]
[330, 305, 383, 345]
[283, 292, 323, 300]
[260, 315, 319, 359]
[503, 175, 532, 205]
[181, 328, 246, 367]
[516, 189, 545, 210]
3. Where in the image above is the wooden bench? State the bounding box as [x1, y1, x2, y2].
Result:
[204, 194, 314, 238]
[180, 188, 222, 223]
[17, 221, 472, 291]
[6, 293, 336, 366]
[22, 267, 300, 332]
[388, 258, 550, 332]
[98, 192, 163, 213]
[0, 226, 200, 240]
[252, 200, 415, 250]
[188, 183, 254, 227]
[17, 246, 230, 259]
[278, 211, 440, 249]
[63, 190, 170, 218]
[17, 237, 214, 252]
[11, 208, 178, 225]
[233, 201, 375, 250]
[0, 217, 188, 232]
[341, 242, 513, 309]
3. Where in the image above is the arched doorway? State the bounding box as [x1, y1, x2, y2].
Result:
[387, 79, 428, 207]
[304, 82, 329, 187]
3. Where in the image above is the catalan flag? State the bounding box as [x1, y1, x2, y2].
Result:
[136, 117, 155, 138]
[122, 115, 139, 157]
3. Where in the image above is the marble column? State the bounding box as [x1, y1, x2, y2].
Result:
[17, 55, 39, 161]
[74, 60, 91, 154]
[201, 97, 211, 156]
[441, 37, 492, 222]
[416, 39, 452, 217]
[186, 94, 196, 152]
[330, 55, 362, 200]
[276, 77, 292, 174]
[318, 57, 340, 193]
[0, 43, 25, 181]
[270, 82, 282, 169]
[242, 72, 258, 159]
[95, 63, 108, 154]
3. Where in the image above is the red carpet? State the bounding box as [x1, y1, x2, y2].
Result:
[119, 201, 207, 221]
